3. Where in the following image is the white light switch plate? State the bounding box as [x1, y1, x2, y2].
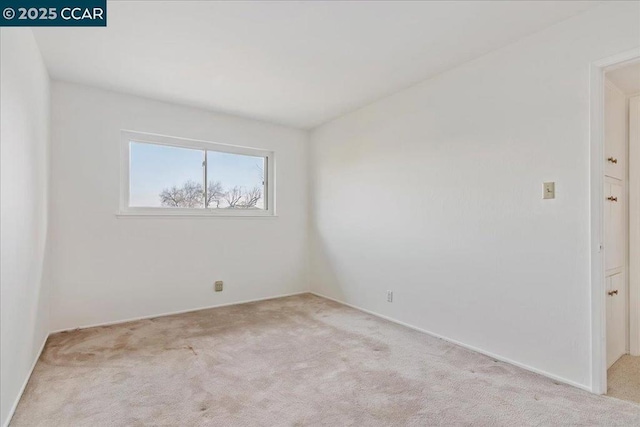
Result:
[543, 182, 555, 199]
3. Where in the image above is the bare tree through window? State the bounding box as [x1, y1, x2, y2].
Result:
[206, 181, 224, 208]
[160, 181, 262, 209]
[128, 137, 269, 212]
[223, 186, 244, 208]
[159, 180, 203, 208]
[242, 186, 262, 208]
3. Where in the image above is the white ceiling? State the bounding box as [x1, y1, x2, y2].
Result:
[32, 1, 599, 129]
[607, 62, 640, 95]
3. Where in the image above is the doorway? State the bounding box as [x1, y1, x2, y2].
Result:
[600, 59, 640, 404]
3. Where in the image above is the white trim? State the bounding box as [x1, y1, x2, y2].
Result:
[310, 292, 591, 392]
[629, 95, 640, 356]
[589, 48, 640, 395]
[50, 291, 309, 334]
[590, 56, 607, 395]
[121, 130, 274, 159]
[119, 130, 276, 217]
[605, 77, 627, 97]
[116, 209, 277, 218]
[116, 212, 279, 219]
[3, 335, 49, 427]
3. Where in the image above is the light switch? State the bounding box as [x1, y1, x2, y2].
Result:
[543, 182, 555, 199]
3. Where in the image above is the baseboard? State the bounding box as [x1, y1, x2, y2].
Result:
[50, 291, 310, 334]
[3, 334, 49, 427]
[310, 291, 592, 393]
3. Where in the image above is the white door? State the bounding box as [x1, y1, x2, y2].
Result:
[604, 78, 628, 370]
[607, 273, 627, 368]
[605, 180, 624, 271]
[605, 82, 626, 180]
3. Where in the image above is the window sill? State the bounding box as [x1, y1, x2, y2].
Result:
[116, 210, 277, 219]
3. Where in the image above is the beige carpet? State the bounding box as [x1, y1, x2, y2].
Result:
[11, 294, 640, 426]
[608, 355, 640, 405]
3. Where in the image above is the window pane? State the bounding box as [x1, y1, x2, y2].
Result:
[206, 151, 265, 210]
[130, 142, 204, 208]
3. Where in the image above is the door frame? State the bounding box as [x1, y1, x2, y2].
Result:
[630, 95, 640, 357]
[590, 48, 640, 395]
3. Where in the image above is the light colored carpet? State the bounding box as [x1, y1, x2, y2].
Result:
[608, 355, 640, 405]
[11, 294, 640, 426]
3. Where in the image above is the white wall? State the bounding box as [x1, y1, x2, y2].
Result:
[0, 29, 51, 426]
[50, 82, 308, 331]
[309, 1, 640, 390]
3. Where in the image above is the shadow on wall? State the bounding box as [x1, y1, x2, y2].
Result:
[309, 225, 347, 302]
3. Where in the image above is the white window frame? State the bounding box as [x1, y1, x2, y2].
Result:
[119, 130, 275, 217]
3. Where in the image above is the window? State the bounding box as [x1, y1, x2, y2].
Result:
[120, 131, 274, 216]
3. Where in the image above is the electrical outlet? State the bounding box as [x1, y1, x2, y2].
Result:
[387, 290, 393, 302]
[214, 281, 223, 292]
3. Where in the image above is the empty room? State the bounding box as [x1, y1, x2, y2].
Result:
[1, 1, 640, 426]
